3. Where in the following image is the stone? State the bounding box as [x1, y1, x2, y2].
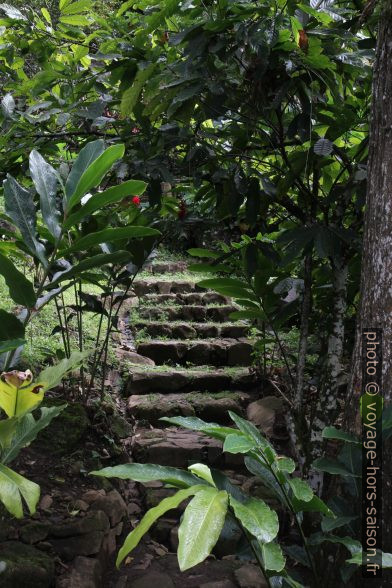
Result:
[117, 350, 155, 366]
[38, 495, 53, 511]
[172, 324, 197, 339]
[49, 510, 110, 538]
[128, 571, 175, 588]
[59, 556, 102, 588]
[227, 341, 253, 366]
[20, 522, 50, 544]
[90, 490, 127, 526]
[35, 402, 89, 456]
[200, 582, 237, 588]
[137, 341, 187, 364]
[127, 371, 188, 394]
[246, 396, 283, 436]
[73, 499, 89, 512]
[82, 489, 106, 504]
[0, 541, 55, 588]
[234, 564, 269, 588]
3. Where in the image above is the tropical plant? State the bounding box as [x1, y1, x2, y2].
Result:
[0, 351, 85, 518]
[0, 139, 161, 395]
[92, 411, 392, 587]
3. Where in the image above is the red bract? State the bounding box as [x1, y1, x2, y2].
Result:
[178, 200, 186, 219]
[132, 196, 141, 206]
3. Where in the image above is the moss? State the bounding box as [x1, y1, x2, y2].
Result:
[0, 541, 54, 588]
[35, 400, 89, 456]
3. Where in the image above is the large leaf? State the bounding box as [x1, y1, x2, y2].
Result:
[49, 252, 133, 285]
[91, 463, 203, 489]
[160, 416, 236, 441]
[64, 179, 148, 229]
[0, 379, 44, 418]
[65, 139, 105, 202]
[229, 411, 272, 452]
[116, 485, 204, 566]
[0, 463, 40, 518]
[0, 310, 25, 345]
[312, 457, 360, 477]
[121, 64, 156, 116]
[3, 175, 47, 266]
[67, 144, 125, 211]
[346, 550, 392, 568]
[288, 478, 313, 502]
[0, 253, 36, 307]
[261, 541, 286, 572]
[0, 338, 26, 354]
[1, 405, 67, 464]
[178, 487, 228, 571]
[230, 496, 279, 543]
[223, 433, 256, 454]
[29, 150, 61, 240]
[291, 494, 334, 517]
[38, 351, 88, 391]
[63, 226, 161, 254]
[322, 426, 360, 445]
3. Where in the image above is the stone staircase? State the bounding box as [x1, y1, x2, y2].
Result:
[124, 259, 264, 472]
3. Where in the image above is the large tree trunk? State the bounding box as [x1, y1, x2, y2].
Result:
[347, 2, 392, 584]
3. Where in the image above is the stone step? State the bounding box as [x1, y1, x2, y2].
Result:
[133, 280, 201, 296]
[132, 321, 249, 340]
[137, 338, 253, 366]
[137, 304, 238, 322]
[140, 291, 230, 306]
[128, 391, 253, 425]
[132, 427, 243, 469]
[142, 261, 188, 274]
[125, 367, 261, 395]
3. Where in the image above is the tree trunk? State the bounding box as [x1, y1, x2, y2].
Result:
[347, 2, 392, 584]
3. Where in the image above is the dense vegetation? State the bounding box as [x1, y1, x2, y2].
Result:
[0, 1, 391, 587]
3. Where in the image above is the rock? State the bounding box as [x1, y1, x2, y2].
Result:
[200, 582, 237, 588]
[129, 571, 175, 588]
[0, 541, 55, 588]
[90, 490, 127, 526]
[82, 489, 106, 504]
[73, 500, 89, 512]
[247, 396, 283, 436]
[118, 351, 155, 366]
[137, 341, 188, 364]
[234, 564, 269, 588]
[58, 556, 102, 588]
[38, 495, 53, 511]
[48, 510, 110, 561]
[227, 341, 253, 366]
[36, 402, 89, 456]
[20, 522, 50, 544]
[172, 324, 197, 339]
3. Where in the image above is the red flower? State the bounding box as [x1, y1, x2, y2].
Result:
[132, 196, 141, 206]
[178, 199, 186, 219]
[298, 30, 309, 54]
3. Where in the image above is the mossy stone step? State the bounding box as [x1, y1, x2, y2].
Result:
[133, 280, 202, 296]
[132, 427, 243, 469]
[137, 339, 253, 367]
[125, 367, 261, 395]
[137, 304, 238, 322]
[140, 291, 229, 306]
[143, 261, 188, 274]
[128, 391, 253, 425]
[132, 321, 249, 340]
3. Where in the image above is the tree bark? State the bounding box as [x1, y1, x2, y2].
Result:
[347, 2, 392, 584]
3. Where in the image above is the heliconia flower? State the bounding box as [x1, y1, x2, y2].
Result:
[132, 195, 141, 206]
[298, 30, 309, 53]
[178, 199, 186, 219]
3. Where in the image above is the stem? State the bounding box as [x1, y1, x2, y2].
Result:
[54, 297, 69, 358]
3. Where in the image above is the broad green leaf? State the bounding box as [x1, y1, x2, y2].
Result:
[198, 277, 252, 291]
[188, 463, 215, 486]
[121, 64, 156, 116]
[0, 310, 25, 342]
[117, 485, 204, 566]
[0, 463, 40, 518]
[64, 180, 148, 229]
[29, 150, 61, 240]
[223, 433, 256, 454]
[65, 139, 104, 201]
[91, 463, 203, 489]
[188, 263, 231, 274]
[230, 496, 278, 543]
[178, 487, 228, 571]
[63, 226, 160, 254]
[229, 411, 272, 452]
[1, 405, 67, 464]
[59, 14, 89, 25]
[291, 494, 334, 517]
[0, 338, 26, 354]
[0, 380, 44, 418]
[322, 426, 360, 445]
[4, 175, 47, 266]
[276, 457, 296, 474]
[38, 351, 88, 391]
[321, 515, 357, 533]
[187, 248, 219, 259]
[1, 93, 15, 117]
[49, 252, 133, 285]
[0, 4, 26, 20]
[0, 253, 36, 307]
[313, 457, 360, 477]
[160, 416, 236, 441]
[261, 541, 286, 572]
[61, 0, 91, 15]
[41, 7, 51, 23]
[67, 144, 125, 211]
[288, 478, 313, 502]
